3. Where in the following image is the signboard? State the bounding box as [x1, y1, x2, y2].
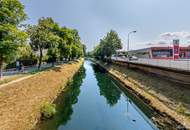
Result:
[173, 39, 179, 60]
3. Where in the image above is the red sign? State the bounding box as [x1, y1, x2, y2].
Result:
[173, 43, 179, 60]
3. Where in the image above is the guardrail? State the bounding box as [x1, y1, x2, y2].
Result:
[111, 57, 190, 71]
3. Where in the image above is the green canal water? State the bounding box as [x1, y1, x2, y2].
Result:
[36, 60, 159, 130]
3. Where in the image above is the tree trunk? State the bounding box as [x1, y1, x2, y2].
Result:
[38, 48, 43, 69]
[0, 59, 3, 80]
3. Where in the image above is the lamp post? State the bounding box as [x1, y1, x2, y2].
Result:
[127, 30, 137, 56]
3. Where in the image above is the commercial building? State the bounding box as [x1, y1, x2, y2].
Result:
[130, 40, 190, 60]
[149, 40, 190, 59]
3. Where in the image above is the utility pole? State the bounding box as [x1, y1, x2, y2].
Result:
[127, 30, 137, 56]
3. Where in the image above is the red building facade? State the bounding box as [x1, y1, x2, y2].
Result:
[149, 40, 190, 60]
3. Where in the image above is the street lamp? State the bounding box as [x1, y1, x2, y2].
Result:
[127, 30, 137, 56]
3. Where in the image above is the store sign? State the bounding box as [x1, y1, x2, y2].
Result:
[173, 41, 179, 60]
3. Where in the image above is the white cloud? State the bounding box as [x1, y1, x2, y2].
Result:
[133, 40, 169, 50]
[133, 31, 190, 49]
[144, 40, 168, 46]
[146, 42, 154, 46]
[160, 31, 190, 40]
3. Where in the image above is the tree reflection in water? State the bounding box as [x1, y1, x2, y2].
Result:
[36, 65, 86, 130]
[92, 64, 121, 106]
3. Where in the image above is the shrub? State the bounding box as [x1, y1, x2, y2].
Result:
[67, 79, 73, 86]
[5, 59, 37, 69]
[41, 102, 56, 119]
[176, 103, 187, 115]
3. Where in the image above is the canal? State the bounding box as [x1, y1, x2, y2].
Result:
[36, 60, 158, 130]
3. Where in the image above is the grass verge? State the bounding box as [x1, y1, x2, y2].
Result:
[0, 59, 83, 130]
[0, 74, 28, 85]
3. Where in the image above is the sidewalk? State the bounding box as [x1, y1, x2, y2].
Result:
[3, 63, 52, 76]
[0, 75, 33, 89]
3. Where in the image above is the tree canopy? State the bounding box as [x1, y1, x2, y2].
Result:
[53, 26, 84, 61]
[0, 0, 85, 78]
[93, 30, 122, 59]
[28, 17, 85, 68]
[27, 17, 61, 68]
[0, 0, 26, 25]
[0, 0, 27, 79]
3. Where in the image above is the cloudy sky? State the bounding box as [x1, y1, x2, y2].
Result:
[20, 0, 190, 51]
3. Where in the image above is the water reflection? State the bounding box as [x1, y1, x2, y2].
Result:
[36, 66, 86, 130]
[36, 61, 158, 130]
[92, 64, 121, 106]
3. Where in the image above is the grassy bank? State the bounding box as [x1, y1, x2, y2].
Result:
[0, 59, 83, 130]
[94, 59, 190, 130]
[0, 74, 28, 85]
[0, 65, 53, 86]
[35, 65, 86, 130]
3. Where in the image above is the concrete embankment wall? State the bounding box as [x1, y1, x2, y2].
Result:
[93, 59, 190, 130]
[0, 59, 83, 130]
[112, 60, 190, 85]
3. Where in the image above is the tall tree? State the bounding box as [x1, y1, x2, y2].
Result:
[0, 0, 27, 79]
[17, 43, 34, 60]
[71, 43, 83, 59]
[82, 44, 86, 56]
[56, 27, 84, 61]
[46, 34, 60, 66]
[28, 17, 59, 69]
[56, 27, 73, 61]
[70, 29, 84, 59]
[93, 30, 122, 59]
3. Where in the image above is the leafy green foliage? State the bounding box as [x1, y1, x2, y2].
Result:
[41, 102, 57, 119]
[17, 43, 34, 60]
[93, 30, 122, 59]
[53, 26, 84, 60]
[1, 0, 85, 79]
[47, 44, 60, 64]
[86, 51, 94, 58]
[28, 17, 84, 68]
[82, 44, 87, 56]
[5, 43, 37, 69]
[176, 103, 190, 116]
[0, 0, 27, 79]
[27, 17, 60, 68]
[0, 0, 26, 25]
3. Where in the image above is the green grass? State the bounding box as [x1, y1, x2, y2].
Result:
[41, 102, 57, 120]
[0, 66, 53, 86]
[29, 66, 52, 74]
[176, 103, 190, 117]
[0, 74, 28, 85]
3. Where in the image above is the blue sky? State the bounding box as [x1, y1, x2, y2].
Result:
[20, 0, 190, 51]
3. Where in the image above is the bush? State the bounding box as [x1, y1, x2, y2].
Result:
[5, 59, 37, 69]
[176, 103, 188, 115]
[41, 102, 56, 119]
[42, 54, 49, 63]
[67, 79, 73, 86]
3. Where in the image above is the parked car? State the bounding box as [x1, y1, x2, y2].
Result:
[129, 56, 138, 60]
